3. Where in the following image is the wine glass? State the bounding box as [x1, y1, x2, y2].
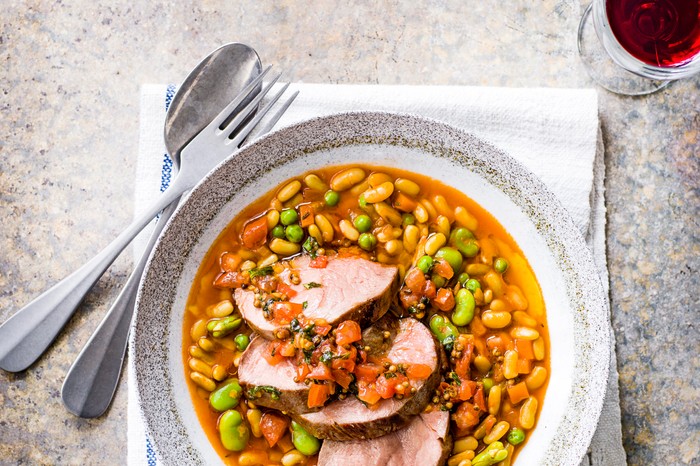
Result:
[578, 0, 700, 95]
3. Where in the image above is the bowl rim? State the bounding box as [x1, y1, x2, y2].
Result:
[132, 110, 610, 466]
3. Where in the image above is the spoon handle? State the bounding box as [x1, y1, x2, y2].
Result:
[61, 198, 179, 417]
[0, 176, 188, 372]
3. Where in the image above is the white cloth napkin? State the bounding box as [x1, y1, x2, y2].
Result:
[128, 84, 626, 466]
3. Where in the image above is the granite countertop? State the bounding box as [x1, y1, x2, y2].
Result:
[0, 2, 697, 465]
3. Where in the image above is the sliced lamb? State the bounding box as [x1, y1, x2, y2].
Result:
[235, 254, 399, 339]
[237, 336, 311, 414]
[317, 410, 452, 466]
[292, 317, 442, 441]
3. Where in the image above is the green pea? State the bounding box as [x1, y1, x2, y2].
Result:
[431, 273, 446, 289]
[435, 247, 463, 274]
[482, 377, 494, 392]
[210, 379, 243, 412]
[280, 208, 298, 226]
[416, 255, 434, 274]
[358, 232, 377, 251]
[291, 420, 321, 456]
[285, 224, 304, 243]
[353, 214, 372, 233]
[324, 190, 340, 206]
[458, 273, 470, 286]
[452, 288, 475, 326]
[271, 224, 286, 239]
[507, 427, 526, 445]
[429, 314, 459, 343]
[402, 213, 415, 225]
[450, 227, 480, 258]
[218, 409, 250, 451]
[234, 334, 250, 351]
[465, 278, 481, 293]
[494, 257, 509, 273]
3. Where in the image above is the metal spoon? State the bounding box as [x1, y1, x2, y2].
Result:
[0, 43, 261, 373]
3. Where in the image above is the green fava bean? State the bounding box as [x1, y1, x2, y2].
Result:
[210, 379, 243, 412]
[450, 227, 480, 258]
[208, 315, 242, 338]
[429, 314, 459, 343]
[291, 420, 321, 456]
[234, 333, 250, 351]
[452, 288, 475, 326]
[218, 409, 250, 451]
[472, 441, 508, 466]
[458, 272, 470, 286]
[435, 247, 463, 274]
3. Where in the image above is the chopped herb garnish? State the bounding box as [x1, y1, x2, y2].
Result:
[302, 301, 308, 310]
[289, 318, 302, 333]
[447, 371, 461, 385]
[248, 266, 274, 279]
[442, 334, 456, 353]
[246, 385, 281, 401]
[304, 282, 323, 289]
[320, 350, 333, 366]
[303, 236, 319, 258]
[384, 372, 396, 379]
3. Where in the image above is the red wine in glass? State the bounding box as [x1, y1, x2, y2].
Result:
[606, 0, 700, 67]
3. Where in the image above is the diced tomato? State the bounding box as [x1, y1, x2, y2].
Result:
[331, 369, 354, 389]
[392, 191, 418, 212]
[515, 339, 535, 360]
[314, 323, 332, 337]
[354, 363, 384, 383]
[458, 380, 477, 401]
[473, 386, 487, 412]
[309, 255, 329, 268]
[404, 267, 427, 293]
[241, 215, 268, 249]
[276, 282, 298, 299]
[454, 343, 473, 379]
[296, 362, 311, 381]
[278, 341, 296, 357]
[453, 402, 481, 430]
[335, 320, 362, 346]
[263, 341, 286, 366]
[219, 252, 241, 273]
[308, 383, 333, 408]
[432, 288, 455, 312]
[507, 381, 530, 404]
[271, 302, 304, 325]
[432, 259, 454, 280]
[356, 381, 382, 405]
[306, 362, 334, 381]
[260, 412, 289, 447]
[422, 279, 437, 299]
[375, 374, 398, 399]
[486, 335, 507, 354]
[213, 271, 249, 288]
[406, 363, 432, 380]
[331, 345, 356, 372]
[399, 290, 421, 309]
[299, 204, 316, 228]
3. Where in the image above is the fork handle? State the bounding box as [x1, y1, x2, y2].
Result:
[0, 176, 189, 372]
[61, 197, 179, 417]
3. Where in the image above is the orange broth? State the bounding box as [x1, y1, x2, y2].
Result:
[182, 165, 550, 465]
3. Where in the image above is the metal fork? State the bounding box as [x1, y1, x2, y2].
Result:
[0, 67, 298, 376]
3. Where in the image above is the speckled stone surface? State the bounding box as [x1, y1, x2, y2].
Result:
[0, 1, 697, 465]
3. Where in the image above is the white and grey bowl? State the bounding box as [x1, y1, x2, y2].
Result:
[132, 112, 610, 466]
